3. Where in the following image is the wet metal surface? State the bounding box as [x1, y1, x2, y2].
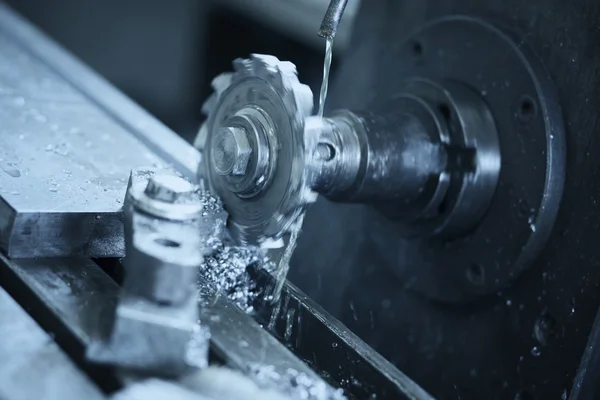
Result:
[0, 3, 200, 258]
[0, 284, 105, 400]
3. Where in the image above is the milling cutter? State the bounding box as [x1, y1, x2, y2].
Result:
[196, 16, 565, 303]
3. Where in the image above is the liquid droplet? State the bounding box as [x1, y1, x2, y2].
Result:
[531, 346, 541, 357]
[284, 308, 296, 342]
[3, 168, 21, 178]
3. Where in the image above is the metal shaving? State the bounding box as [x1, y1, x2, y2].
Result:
[248, 364, 347, 400]
[198, 191, 222, 216]
[197, 191, 274, 313]
[200, 242, 262, 313]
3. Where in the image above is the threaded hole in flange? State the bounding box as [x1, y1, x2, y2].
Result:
[466, 263, 485, 285]
[517, 95, 537, 123]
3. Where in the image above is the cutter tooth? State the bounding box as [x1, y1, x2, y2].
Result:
[250, 54, 279, 71]
[201, 94, 217, 116]
[277, 61, 299, 90]
[251, 54, 279, 83]
[194, 123, 208, 150]
[272, 64, 295, 92]
[295, 84, 314, 116]
[233, 58, 252, 75]
[211, 72, 233, 95]
[278, 61, 298, 77]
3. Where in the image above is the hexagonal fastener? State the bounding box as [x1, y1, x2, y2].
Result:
[211, 126, 252, 176]
[144, 173, 196, 204]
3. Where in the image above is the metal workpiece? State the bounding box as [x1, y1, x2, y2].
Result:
[0, 3, 200, 179]
[197, 54, 317, 244]
[0, 285, 106, 400]
[0, 4, 204, 258]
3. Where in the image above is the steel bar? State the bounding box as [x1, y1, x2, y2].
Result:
[0, 284, 106, 400]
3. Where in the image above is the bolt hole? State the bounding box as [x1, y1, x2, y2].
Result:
[517, 96, 537, 123]
[316, 142, 336, 162]
[412, 40, 424, 57]
[154, 238, 181, 248]
[466, 263, 485, 285]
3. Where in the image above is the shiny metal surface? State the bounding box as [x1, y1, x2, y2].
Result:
[128, 169, 204, 222]
[199, 54, 317, 244]
[212, 127, 253, 177]
[0, 285, 105, 400]
[0, 3, 200, 178]
[0, 2, 200, 258]
[305, 113, 361, 195]
[88, 170, 210, 375]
